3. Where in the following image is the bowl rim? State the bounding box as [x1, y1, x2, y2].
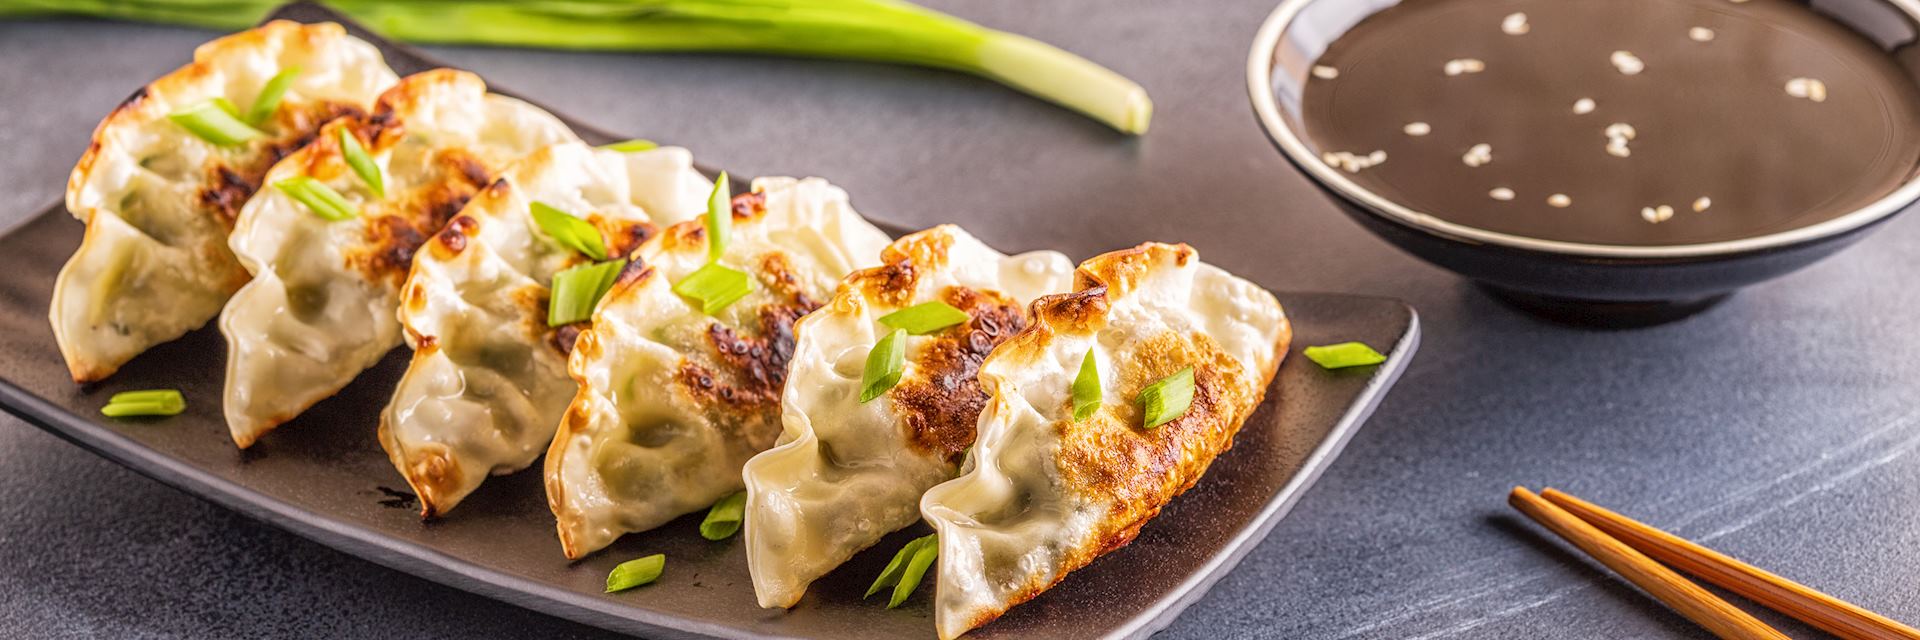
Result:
[1246, 0, 1920, 259]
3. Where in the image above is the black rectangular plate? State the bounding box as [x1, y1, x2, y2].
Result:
[0, 4, 1420, 639]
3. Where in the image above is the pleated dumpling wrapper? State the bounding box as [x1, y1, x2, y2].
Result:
[920, 242, 1290, 640]
[52, 20, 397, 383]
[381, 141, 711, 517]
[220, 68, 578, 448]
[548, 176, 892, 559]
[742, 225, 1073, 609]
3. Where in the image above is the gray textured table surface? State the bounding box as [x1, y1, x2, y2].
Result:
[4, 2, 1919, 639]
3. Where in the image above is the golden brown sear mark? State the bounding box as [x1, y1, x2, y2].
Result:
[198, 102, 366, 227]
[601, 218, 657, 259]
[689, 301, 816, 409]
[347, 148, 494, 286]
[731, 191, 767, 218]
[549, 322, 587, 357]
[889, 286, 1027, 463]
[430, 214, 477, 258]
[1055, 330, 1249, 521]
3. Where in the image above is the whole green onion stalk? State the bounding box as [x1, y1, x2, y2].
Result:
[1, 0, 1152, 134]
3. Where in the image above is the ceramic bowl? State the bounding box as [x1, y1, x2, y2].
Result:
[1247, 0, 1920, 326]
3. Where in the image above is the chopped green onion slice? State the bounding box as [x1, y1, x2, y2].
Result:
[168, 100, 264, 146]
[699, 491, 747, 541]
[548, 259, 627, 327]
[878, 301, 970, 335]
[860, 328, 907, 404]
[867, 533, 938, 605]
[100, 388, 185, 418]
[1303, 342, 1387, 369]
[1071, 349, 1101, 422]
[672, 263, 753, 315]
[246, 66, 301, 125]
[605, 554, 666, 593]
[338, 128, 384, 198]
[705, 171, 731, 262]
[892, 534, 939, 608]
[274, 176, 358, 221]
[211, 97, 244, 117]
[109, 389, 179, 404]
[600, 138, 659, 152]
[1137, 367, 1194, 429]
[530, 201, 608, 261]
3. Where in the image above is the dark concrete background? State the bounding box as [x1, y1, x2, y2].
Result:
[3, 1, 1918, 638]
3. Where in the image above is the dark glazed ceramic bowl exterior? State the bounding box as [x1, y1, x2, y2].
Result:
[1247, 0, 1920, 326]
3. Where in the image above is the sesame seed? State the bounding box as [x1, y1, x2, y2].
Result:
[1462, 143, 1493, 167]
[1322, 150, 1388, 173]
[1444, 58, 1487, 76]
[1573, 98, 1597, 115]
[1786, 77, 1828, 102]
[1404, 122, 1432, 136]
[1502, 12, 1531, 35]
[1611, 50, 1646, 75]
[1490, 187, 1516, 201]
[1693, 197, 1712, 212]
[1548, 194, 1572, 208]
[1689, 27, 1716, 42]
[1312, 65, 1340, 80]
[1604, 123, 1636, 157]
[1641, 205, 1675, 224]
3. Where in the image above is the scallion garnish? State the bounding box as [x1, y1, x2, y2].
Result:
[600, 139, 659, 152]
[548, 259, 627, 327]
[530, 201, 608, 260]
[19, 1, 1152, 135]
[1071, 349, 1101, 422]
[338, 128, 384, 198]
[878, 301, 970, 335]
[605, 554, 666, 592]
[246, 66, 301, 125]
[274, 176, 358, 221]
[1137, 367, 1194, 429]
[672, 262, 753, 316]
[704, 171, 731, 262]
[168, 99, 264, 146]
[698, 491, 747, 541]
[866, 533, 938, 608]
[100, 389, 185, 418]
[1303, 342, 1387, 369]
[860, 328, 907, 404]
[210, 97, 243, 117]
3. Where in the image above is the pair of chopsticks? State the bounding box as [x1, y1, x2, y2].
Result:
[1509, 487, 1920, 640]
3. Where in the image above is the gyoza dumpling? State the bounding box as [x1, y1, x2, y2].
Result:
[919, 242, 1290, 640]
[547, 177, 891, 559]
[220, 68, 577, 448]
[52, 20, 396, 383]
[381, 141, 711, 517]
[742, 225, 1072, 609]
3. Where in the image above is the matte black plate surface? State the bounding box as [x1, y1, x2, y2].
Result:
[0, 4, 1420, 639]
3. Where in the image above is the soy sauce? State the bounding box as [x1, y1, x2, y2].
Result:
[1301, 0, 1920, 245]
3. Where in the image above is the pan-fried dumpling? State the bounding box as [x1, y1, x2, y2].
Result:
[52, 20, 396, 383]
[742, 225, 1072, 609]
[547, 177, 891, 559]
[919, 243, 1290, 640]
[220, 69, 577, 448]
[380, 141, 711, 517]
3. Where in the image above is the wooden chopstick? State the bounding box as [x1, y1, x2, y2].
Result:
[1507, 487, 1790, 640]
[1542, 488, 1920, 640]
